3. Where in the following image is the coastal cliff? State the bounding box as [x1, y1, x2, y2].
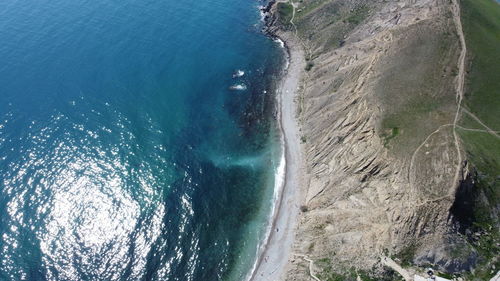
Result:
[263, 0, 499, 280]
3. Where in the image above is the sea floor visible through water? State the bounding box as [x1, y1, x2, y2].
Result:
[0, 0, 287, 280]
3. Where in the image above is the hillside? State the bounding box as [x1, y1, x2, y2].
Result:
[265, 0, 499, 279]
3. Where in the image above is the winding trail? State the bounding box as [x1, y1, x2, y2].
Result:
[456, 125, 500, 136]
[285, 0, 313, 118]
[289, 0, 297, 36]
[294, 254, 321, 281]
[408, 124, 454, 185]
[408, 0, 467, 193]
[287, 0, 312, 58]
[381, 256, 412, 281]
[450, 0, 467, 192]
[461, 108, 500, 139]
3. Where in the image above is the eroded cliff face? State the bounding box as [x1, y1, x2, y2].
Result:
[266, 0, 478, 278]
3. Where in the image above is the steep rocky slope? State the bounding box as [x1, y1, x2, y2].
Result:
[265, 0, 498, 279]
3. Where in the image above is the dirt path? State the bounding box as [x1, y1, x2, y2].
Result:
[409, 0, 467, 193]
[456, 125, 500, 137]
[408, 124, 454, 184]
[381, 256, 412, 281]
[450, 0, 467, 193]
[461, 108, 500, 139]
[287, 1, 312, 57]
[294, 254, 321, 281]
[289, 0, 297, 36]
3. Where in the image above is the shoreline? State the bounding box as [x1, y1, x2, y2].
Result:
[248, 19, 306, 280]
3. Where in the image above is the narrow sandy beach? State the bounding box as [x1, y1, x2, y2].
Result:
[250, 37, 305, 281]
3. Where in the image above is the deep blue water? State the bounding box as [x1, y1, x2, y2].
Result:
[0, 0, 284, 280]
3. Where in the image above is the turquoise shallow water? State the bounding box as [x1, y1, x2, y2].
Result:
[0, 0, 284, 280]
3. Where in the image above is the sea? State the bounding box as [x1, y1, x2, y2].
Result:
[0, 0, 286, 280]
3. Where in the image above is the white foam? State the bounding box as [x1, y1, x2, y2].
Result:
[245, 146, 286, 281]
[258, 5, 266, 21]
[229, 84, 247, 91]
[244, 44, 291, 281]
[232, 70, 245, 78]
[273, 38, 285, 49]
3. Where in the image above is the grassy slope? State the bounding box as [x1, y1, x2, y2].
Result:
[460, 0, 500, 211]
[377, 19, 459, 154]
[458, 0, 500, 279]
[292, 0, 373, 54]
[277, 2, 293, 27]
[461, 0, 500, 131]
[460, 0, 500, 184]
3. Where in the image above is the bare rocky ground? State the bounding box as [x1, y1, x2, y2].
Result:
[264, 0, 487, 279]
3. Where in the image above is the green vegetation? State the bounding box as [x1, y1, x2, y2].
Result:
[455, 0, 500, 279]
[457, 129, 500, 280]
[318, 264, 396, 280]
[467, 230, 500, 280]
[459, 111, 488, 130]
[461, 0, 500, 131]
[305, 61, 314, 71]
[277, 2, 294, 26]
[436, 271, 454, 279]
[294, 0, 329, 21]
[459, 0, 500, 193]
[382, 127, 400, 147]
[458, 130, 500, 189]
[375, 19, 459, 155]
[394, 243, 418, 267]
[316, 258, 398, 281]
[292, 0, 374, 54]
[345, 5, 369, 25]
[380, 93, 451, 152]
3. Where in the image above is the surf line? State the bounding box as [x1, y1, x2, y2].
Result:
[245, 32, 290, 281]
